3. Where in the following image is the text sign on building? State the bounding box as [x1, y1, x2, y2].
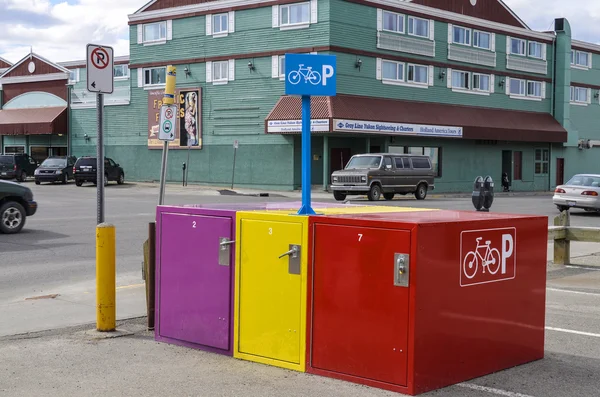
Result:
[460, 228, 516, 287]
[86, 44, 114, 94]
[284, 54, 337, 97]
[267, 119, 329, 133]
[159, 104, 178, 141]
[333, 119, 463, 138]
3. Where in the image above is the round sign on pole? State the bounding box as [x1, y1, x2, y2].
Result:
[91, 48, 110, 70]
[165, 108, 173, 119]
[163, 120, 172, 133]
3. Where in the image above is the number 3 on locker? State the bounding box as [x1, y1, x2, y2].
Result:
[268, 227, 273, 235]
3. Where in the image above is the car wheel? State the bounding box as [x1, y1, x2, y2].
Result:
[76, 180, 83, 187]
[117, 173, 124, 185]
[383, 193, 395, 201]
[35, 180, 41, 185]
[0, 201, 26, 234]
[17, 171, 26, 182]
[333, 191, 346, 201]
[368, 184, 382, 201]
[62, 173, 68, 184]
[104, 174, 108, 186]
[415, 183, 428, 200]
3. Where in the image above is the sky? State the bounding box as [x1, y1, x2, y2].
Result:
[0, 0, 599, 65]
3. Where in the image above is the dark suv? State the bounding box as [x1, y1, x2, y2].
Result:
[34, 156, 77, 185]
[0, 154, 38, 182]
[74, 156, 125, 187]
[0, 179, 37, 234]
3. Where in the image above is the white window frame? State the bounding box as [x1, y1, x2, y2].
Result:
[212, 61, 229, 84]
[382, 60, 405, 82]
[452, 25, 471, 47]
[509, 37, 526, 56]
[473, 30, 491, 50]
[507, 78, 545, 101]
[279, 55, 285, 79]
[407, 63, 429, 85]
[571, 50, 591, 69]
[382, 10, 405, 34]
[280, 2, 310, 27]
[143, 66, 166, 87]
[472, 73, 491, 93]
[407, 16, 429, 39]
[212, 13, 228, 35]
[68, 69, 79, 84]
[451, 70, 470, 90]
[113, 65, 129, 80]
[527, 81, 542, 98]
[509, 78, 526, 96]
[528, 41, 543, 59]
[570, 86, 591, 105]
[142, 21, 167, 44]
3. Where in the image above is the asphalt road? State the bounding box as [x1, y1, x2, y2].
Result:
[1, 181, 599, 396]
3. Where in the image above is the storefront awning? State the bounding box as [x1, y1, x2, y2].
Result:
[0, 106, 67, 136]
[264, 94, 568, 143]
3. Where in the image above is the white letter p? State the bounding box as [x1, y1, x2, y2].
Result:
[322, 65, 334, 86]
[501, 234, 514, 274]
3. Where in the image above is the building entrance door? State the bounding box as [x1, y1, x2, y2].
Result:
[556, 158, 565, 186]
[501, 150, 512, 184]
[330, 148, 351, 173]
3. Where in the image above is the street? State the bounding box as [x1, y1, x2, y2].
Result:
[1, 181, 599, 396]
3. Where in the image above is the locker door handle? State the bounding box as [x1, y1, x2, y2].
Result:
[394, 253, 409, 287]
[218, 237, 235, 266]
[278, 245, 299, 259]
[220, 239, 236, 250]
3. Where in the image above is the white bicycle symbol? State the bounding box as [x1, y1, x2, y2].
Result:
[288, 64, 321, 85]
[463, 237, 501, 279]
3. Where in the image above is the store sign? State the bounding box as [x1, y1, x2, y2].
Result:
[267, 119, 329, 133]
[148, 88, 202, 149]
[333, 119, 463, 138]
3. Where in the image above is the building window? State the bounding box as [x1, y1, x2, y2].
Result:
[408, 16, 429, 38]
[510, 37, 526, 56]
[382, 11, 404, 33]
[280, 2, 310, 26]
[571, 50, 590, 68]
[570, 86, 589, 103]
[279, 55, 285, 78]
[473, 73, 490, 92]
[514, 151, 523, 180]
[452, 70, 470, 89]
[453, 26, 471, 46]
[528, 42, 543, 59]
[113, 65, 129, 79]
[143, 22, 166, 43]
[68, 69, 79, 83]
[213, 61, 229, 82]
[382, 60, 404, 81]
[473, 30, 491, 50]
[212, 13, 228, 34]
[407, 64, 428, 84]
[144, 67, 166, 86]
[527, 81, 542, 97]
[535, 149, 549, 175]
[509, 78, 526, 96]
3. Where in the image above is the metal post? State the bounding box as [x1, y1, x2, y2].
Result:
[297, 95, 315, 215]
[158, 141, 168, 205]
[231, 147, 237, 189]
[185, 145, 191, 186]
[96, 93, 104, 224]
[323, 135, 329, 191]
[96, 223, 116, 331]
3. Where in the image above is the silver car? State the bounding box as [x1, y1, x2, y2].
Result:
[553, 174, 600, 212]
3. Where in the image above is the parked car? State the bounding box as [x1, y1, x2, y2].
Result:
[553, 174, 600, 212]
[0, 154, 39, 182]
[330, 153, 435, 201]
[73, 156, 125, 187]
[0, 179, 37, 234]
[34, 156, 77, 185]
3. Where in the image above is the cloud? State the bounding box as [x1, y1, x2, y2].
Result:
[503, 0, 600, 44]
[0, 0, 141, 63]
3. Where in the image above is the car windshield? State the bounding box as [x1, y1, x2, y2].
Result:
[566, 175, 600, 187]
[345, 156, 382, 169]
[41, 159, 66, 167]
[0, 156, 14, 165]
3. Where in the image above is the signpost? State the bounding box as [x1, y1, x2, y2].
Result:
[284, 53, 336, 215]
[158, 66, 177, 205]
[231, 140, 239, 189]
[86, 43, 114, 225]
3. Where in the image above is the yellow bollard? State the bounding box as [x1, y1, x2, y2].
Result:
[96, 223, 116, 332]
[163, 65, 177, 105]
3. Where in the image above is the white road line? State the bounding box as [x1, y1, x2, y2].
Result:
[457, 383, 535, 397]
[565, 265, 600, 271]
[547, 287, 600, 296]
[545, 327, 600, 338]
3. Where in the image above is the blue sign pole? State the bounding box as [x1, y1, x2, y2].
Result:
[298, 95, 315, 215]
[284, 53, 336, 216]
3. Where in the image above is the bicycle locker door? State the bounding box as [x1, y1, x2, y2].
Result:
[311, 224, 411, 386]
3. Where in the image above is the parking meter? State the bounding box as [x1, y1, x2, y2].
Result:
[482, 176, 494, 211]
[182, 162, 187, 186]
[471, 176, 484, 211]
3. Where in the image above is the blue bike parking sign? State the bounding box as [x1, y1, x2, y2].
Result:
[284, 54, 336, 97]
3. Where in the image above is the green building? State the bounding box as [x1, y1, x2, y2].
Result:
[1, 0, 599, 192]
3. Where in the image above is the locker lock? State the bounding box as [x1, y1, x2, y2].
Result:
[218, 237, 235, 266]
[278, 244, 301, 275]
[394, 253, 409, 287]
